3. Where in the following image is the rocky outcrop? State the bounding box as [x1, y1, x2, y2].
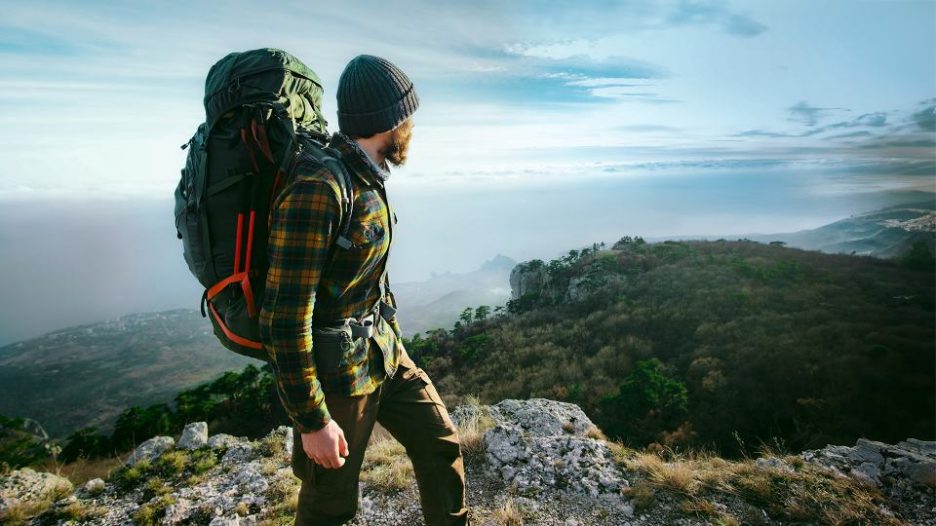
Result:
[802, 437, 936, 524]
[478, 398, 630, 509]
[3, 401, 933, 525]
[123, 435, 174, 466]
[0, 467, 72, 519]
[510, 256, 622, 304]
[509, 260, 549, 300]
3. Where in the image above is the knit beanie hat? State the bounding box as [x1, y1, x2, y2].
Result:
[337, 55, 419, 137]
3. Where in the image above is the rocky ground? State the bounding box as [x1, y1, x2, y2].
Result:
[1, 398, 933, 525]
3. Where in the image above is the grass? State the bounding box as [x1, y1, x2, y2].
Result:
[492, 497, 525, 525]
[257, 462, 300, 526]
[359, 425, 414, 492]
[617, 445, 909, 526]
[131, 494, 176, 526]
[454, 394, 497, 456]
[0, 473, 73, 526]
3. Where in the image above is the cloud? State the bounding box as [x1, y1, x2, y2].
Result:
[825, 131, 873, 140]
[912, 103, 936, 132]
[666, 0, 767, 37]
[739, 107, 892, 140]
[787, 101, 844, 127]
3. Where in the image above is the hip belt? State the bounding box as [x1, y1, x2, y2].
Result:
[312, 298, 397, 342]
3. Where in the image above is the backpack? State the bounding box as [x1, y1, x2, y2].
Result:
[174, 48, 355, 362]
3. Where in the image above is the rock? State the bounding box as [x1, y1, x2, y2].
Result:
[83, 477, 106, 495]
[178, 421, 208, 450]
[482, 398, 628, 502]
[125, 435, 175, 465]
[207, 433, 240, 449]
[487, 398, 596, 437]
[222, 442, 257, 466]
[755, 456, 793, 473]
[0, 467, 73, 516]
[802, 436, 936, 525]
[509, 262, 549, 299]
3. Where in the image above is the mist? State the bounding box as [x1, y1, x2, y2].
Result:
[1, 163, 927, 347]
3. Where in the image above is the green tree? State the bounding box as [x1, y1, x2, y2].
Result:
[599, 359, 688, 446]
[459, 307, 474, 326]
[474, 305, 491, 322]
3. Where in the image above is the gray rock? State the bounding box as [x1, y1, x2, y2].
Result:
[179, 421, 209, 450]
[0, 467, 73, 516]
[488, 398, 596, 437]
[755, 456, 793, 473]
[83, 477, 106, 495]
[509, 262, 549, 299]
[125, 435, 175, 465]
[207, 433, 240, 449]
[222, 442, 257, 466]
[481, 399, 628, 502]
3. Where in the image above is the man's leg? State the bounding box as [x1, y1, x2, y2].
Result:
[376, 349, 469, 526]
[293, 390, 379, 526]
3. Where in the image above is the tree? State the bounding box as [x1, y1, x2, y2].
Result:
[459, 307, 474, 326]
[599, 359, 688, 446]
[474, 305, 491, 322]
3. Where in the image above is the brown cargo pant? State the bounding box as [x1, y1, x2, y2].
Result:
[290, 348, 469, 525]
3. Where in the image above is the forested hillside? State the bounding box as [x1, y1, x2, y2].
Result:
[407, 237, 935, 456]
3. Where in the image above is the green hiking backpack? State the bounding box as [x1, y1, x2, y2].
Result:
[174, 48, 355, 362]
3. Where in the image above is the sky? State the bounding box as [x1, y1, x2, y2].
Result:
[1, 0, 934, 343]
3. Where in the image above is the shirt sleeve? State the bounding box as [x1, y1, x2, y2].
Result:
[259, 174, 341, 433]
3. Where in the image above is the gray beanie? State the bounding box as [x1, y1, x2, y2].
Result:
[336, 55, 419, 137]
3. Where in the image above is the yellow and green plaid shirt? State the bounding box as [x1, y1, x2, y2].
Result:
[259, 132, 404, 433]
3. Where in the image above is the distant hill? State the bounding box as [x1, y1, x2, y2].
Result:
[391, 254, 515, 334]
[748, 199, 935, 257]
[648, 198, 936, 258]
[0, 256, 515, 439]
[0, 310, 253, 438]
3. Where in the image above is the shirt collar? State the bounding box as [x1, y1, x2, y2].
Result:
[331, 132, 391, 188]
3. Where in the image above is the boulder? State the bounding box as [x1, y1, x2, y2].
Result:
[178, 421, 208, 450]
[125, 435, 175, 466]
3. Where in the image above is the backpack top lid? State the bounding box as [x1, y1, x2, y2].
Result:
[203, 48, 327, 136]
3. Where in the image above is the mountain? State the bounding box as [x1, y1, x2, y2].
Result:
[647, 198, 936, 258]
[747, 199, 936, 257]
[0, 310, 253, 438]
[391, 254, 515, 334]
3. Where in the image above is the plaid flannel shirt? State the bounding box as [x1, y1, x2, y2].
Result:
[259, 132, 404, 433]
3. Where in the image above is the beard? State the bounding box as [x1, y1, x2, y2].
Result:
[380, 119, 414, 167]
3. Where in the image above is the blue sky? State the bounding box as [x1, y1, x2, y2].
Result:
[1, 0, 935, 343]
[0, 0, 933, 197]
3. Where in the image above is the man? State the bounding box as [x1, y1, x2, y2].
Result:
[259, 54, 469, 526]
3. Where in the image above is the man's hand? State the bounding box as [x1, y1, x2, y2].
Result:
[301, 420, 350, 469]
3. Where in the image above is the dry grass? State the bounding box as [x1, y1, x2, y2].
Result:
[454, 394, 497, 456]
[492, 497, 525, 525]
[0, 475, 73, 526]
[40, 455, 123, 486]
[617, 447, 908, 525]
[359, 425, 414, 492]
[585, 425, 608, 441]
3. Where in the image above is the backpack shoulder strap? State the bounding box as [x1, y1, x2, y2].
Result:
[290, 137, 355, 250]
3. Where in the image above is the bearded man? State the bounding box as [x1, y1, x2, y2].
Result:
[259, 54, 469, 526]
